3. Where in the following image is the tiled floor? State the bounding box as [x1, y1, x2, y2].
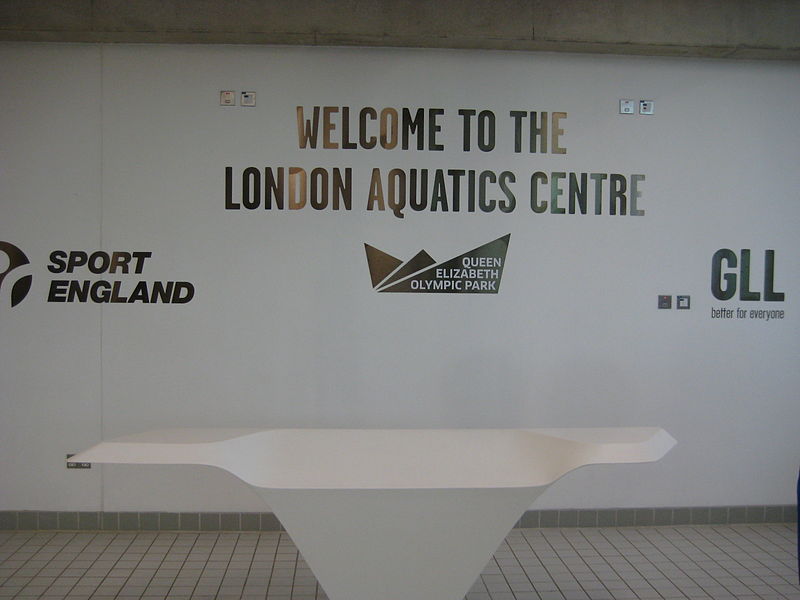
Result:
[0, 524, 797, 599]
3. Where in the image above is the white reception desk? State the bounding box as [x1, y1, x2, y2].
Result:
[72, 427, 676, 600]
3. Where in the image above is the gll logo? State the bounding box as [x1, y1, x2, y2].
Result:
[0, 241, 33, 307]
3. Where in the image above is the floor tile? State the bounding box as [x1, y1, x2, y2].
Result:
[0, 524, 797, 599]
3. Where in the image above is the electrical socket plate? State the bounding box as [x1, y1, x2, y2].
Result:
[220, 91, 235, 106]
[619, 99, 635, 114]
[639, 100, 655, 115]
[241, 91, 256, 107]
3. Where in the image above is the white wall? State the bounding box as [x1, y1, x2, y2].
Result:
[1, 43, 798, 512]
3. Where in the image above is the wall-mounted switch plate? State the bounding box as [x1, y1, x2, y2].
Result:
[639, 100, 655, 115]
[220, 91, 236, 106]
[241, 91, 256, 107]
[66, 454, 91, 469]
[619, 99, 635, 114]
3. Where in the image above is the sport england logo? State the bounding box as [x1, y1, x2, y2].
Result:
[0, 244, 195, 306]
[365, 234, 510, 294]
[0, 241, 32, 307]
